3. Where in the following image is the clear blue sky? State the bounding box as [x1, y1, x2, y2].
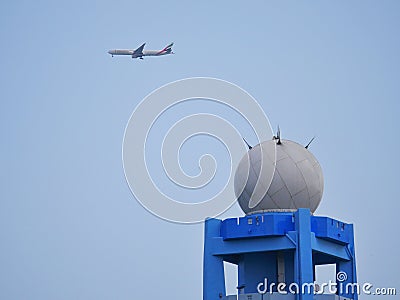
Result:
[1, 1, 399, 299]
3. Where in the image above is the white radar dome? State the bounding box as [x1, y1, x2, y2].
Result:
[234, 139, 323, 214]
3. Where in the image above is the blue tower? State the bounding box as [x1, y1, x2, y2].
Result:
[203, 140, 357, 300]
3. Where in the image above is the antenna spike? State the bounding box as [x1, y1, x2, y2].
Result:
[305, 136, 316, 149]
[243, 138, 252, 150]
[277, 125, 281, 145]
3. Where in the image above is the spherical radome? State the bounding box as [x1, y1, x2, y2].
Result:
[234, 139, 324, 214]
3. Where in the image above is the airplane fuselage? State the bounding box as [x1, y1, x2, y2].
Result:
[108, 42, 174, 59]
[108, 49, 173, 58]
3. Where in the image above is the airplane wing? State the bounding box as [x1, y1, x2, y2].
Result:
[132, 43, 146, 57]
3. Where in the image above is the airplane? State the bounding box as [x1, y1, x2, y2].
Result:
[108, 42, 174, 59]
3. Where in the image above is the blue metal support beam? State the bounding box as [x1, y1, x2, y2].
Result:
[210, 236, 296, 256]
[294, 209, 314, 300]
[204, 218, 225, 300]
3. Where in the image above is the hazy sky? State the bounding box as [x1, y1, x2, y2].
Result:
[1, 1, 399, 299]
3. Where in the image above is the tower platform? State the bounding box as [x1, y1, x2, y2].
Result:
[203, 209, 357, 300]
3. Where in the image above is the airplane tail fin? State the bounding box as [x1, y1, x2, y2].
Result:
[163, 42, 174, 53]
